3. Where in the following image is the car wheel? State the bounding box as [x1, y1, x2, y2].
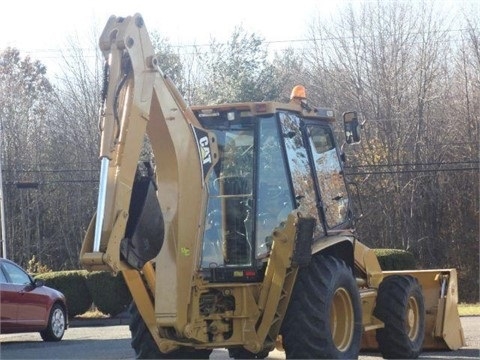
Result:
[40, 303, 66, 341]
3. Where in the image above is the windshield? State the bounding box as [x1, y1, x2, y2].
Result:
[199, 115, 294, 269]
[201, 127, 254, 268]
[255, 118, 294, 257]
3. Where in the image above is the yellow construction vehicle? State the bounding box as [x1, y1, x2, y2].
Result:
[80, 14, 465, 359]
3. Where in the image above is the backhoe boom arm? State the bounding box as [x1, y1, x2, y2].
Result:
[80, 13, 217, 282]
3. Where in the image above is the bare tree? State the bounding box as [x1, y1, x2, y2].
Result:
[304, 0, 478, 301]
[0, 48, 55, 266]
[42, 32, 104, 267]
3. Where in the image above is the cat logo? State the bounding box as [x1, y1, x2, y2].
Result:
[192, 126, 214, 182]
[199, 136, 212, 165]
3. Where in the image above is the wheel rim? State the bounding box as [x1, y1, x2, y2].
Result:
[51, 308, 65, 338]
[330, 287, 354, 351]
[406, 295, 420, 340]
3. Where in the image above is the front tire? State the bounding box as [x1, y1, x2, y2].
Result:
[129, 302, 211, 359]
[281, 254, 362, 359]
[40, 303, 66, 341]
[373, 275, 425, 359]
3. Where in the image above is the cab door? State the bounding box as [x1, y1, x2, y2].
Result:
[305, 123, 349, 229]
[278, 111, 350, 236]
[279, 112, 325, 238]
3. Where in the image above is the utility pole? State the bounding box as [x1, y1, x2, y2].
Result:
[0, 123, 6, 258]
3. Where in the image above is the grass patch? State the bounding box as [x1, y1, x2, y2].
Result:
[458, 303, 480, 316]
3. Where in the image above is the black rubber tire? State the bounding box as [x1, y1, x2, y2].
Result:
[40, 303, 66, 342]
[228, 347, 270, 359]
[373, 275, 425, 359]
[129, 302, 212, 359]
[281, 254, 362, 359]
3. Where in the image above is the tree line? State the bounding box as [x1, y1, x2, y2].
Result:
[0, 1, 478, 302]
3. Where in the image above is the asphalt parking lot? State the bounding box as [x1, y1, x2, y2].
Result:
[1, 316, 478, 359]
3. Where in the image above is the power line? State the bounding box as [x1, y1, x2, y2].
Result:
[4, 179, 98, 185]
[345, 160, 479, 168]
[2, 168, 98, 173]
[3, 167, 478, 185]
[345, 167, 478, 175]
[2, 159, 478, 176]
[4, 27, 477, 59]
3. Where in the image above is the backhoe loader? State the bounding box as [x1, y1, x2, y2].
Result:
[80, 14, 465, 359]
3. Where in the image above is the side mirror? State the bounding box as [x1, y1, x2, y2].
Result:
[343, 111, 361, 144]
[23, 278, 43, 292]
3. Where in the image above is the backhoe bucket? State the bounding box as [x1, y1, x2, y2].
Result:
[363, 269, 465, 351]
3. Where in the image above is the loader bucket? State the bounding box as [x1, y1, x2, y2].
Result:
[362, 269, 465, 351]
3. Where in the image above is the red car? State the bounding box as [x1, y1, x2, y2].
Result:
[0, 258, 68, 341]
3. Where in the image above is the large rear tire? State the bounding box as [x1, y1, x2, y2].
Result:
[129, 302, 212, 359]
[281, 254, 362, 359]
[373, 275, 425, 359]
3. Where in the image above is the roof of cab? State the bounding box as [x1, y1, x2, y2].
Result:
[191, 101, 336, 122]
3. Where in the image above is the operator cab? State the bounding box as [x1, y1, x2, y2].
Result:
[193, 91, 354, 282]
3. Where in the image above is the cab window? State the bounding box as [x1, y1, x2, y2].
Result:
[307, 125, 349, 228]
[279, 112, 324, 238]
